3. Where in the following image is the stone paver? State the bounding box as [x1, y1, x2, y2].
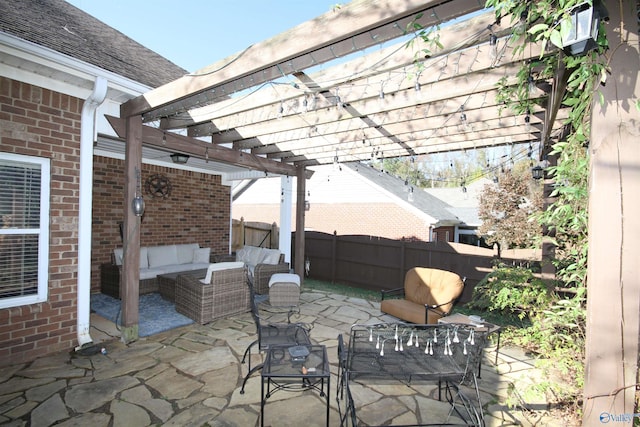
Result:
[0, 289, 567, 426]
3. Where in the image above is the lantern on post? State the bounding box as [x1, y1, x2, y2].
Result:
[531, 165, 544, 180]
[559, 1, 608, 56]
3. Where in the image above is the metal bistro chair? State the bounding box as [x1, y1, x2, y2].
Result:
[239, 278, 312, 394]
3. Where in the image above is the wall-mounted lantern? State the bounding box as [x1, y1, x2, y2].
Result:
[170, 153, 190, 164]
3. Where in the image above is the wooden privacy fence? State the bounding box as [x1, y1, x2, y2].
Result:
[232, 218, 279, 252]
[295, 231, 541, 303]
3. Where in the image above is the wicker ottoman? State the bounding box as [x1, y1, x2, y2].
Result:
[268, 273, 300, 307]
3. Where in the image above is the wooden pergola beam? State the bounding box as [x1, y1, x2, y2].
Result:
[120, 0, 486, 119]
[106, 116, 310, 178]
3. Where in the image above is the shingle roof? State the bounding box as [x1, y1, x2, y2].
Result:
[0, 0, 186, 88]
[342, 162, 460, 224]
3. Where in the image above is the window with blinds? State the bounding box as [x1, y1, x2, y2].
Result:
[0, 153, 50, 308]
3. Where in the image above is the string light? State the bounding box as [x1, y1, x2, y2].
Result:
[299, 95, 308, 113]
[414, 79, 422, 101]
[378, 81, 386, 107]
[277, 101, 284, 119]
[489, 33, 498, 62]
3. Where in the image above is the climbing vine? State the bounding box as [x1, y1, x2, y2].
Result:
[483, 0, 611, 416]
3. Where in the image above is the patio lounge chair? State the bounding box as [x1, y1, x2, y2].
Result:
[380, 267, 465, 324]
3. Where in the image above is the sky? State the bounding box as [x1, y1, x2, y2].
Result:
[66, 0, 340, 72]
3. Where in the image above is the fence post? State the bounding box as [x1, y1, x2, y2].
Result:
[399, 239, 406, 284]
[271, 222, 278, 248]
[331, 231, 337, 283]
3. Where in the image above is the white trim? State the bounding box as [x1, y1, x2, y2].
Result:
[76, 77, 108, 350]
[0, 32, 152, 98]
[0, 153, 50, 309]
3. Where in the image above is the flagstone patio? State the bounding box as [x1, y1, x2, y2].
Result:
[0, 289, 568, 426]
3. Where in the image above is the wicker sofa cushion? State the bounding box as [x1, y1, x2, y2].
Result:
[201, 261, 245, 284]
[193, 248, 211, 263]
[148, 245, 179, 267]
[269, 273, 300, 287]
[114, 247, 149, 269]
[237, 246, 282, 274]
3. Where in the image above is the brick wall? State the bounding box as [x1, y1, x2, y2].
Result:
[0, 76, 232, 368]
[0, 77, 82, 367]
[91, 157, 231, 292]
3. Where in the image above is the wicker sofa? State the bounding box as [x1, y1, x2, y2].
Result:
[174, 262, 250, 324]
[100, 243, 213, 299]
[214, 245, 290, 295]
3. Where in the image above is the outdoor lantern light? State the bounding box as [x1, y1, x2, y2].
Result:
[560, 1, 608, 56]
[531, 165, 544, 180]
[132, 195, 145, 216]
[170, 153, 190, 164]
[132, 166, 145, 216]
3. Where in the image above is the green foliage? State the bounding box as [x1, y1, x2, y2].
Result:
[469, 265, 552, 320]
[471, 265, 586, 410]
[479, 0, 610, 414]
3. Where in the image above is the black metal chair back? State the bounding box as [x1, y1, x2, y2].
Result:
[240, 276, 311, 394]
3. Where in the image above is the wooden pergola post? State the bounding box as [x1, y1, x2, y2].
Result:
[120, 115, 143, 343]
[294, 165, 306, 283]
[583, 0, 640, 422]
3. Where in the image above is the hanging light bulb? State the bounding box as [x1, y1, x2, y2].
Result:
[489, 33, 498, 63]
[524, 109, 531, 132]
[308, 94, 317, 111]
[334, 88, 343, 110]
[408, 186, 415, 202]
[414, 79, 422, 101]
[378, 82, 386, 107]
[277, 101, 284, 120]
[299, 95, 308, 113]
[527, 73, 537, 96]
[333, 148, 339, 171]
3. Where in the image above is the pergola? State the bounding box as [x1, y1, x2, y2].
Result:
[109, 0, 567, 281]
[112, 0, 638, 422]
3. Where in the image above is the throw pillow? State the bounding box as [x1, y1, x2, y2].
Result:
[193, 247, 211, 263]
[262, 249, 281, 265]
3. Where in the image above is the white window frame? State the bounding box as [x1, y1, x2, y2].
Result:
[0, 153, 50, 309]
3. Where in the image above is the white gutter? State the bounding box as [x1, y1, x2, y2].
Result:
[75, 76, 108, 351]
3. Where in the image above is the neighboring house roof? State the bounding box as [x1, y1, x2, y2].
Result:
[341, 162, 459, 224]
[233, 162, 462, 240]
[424, 178, 492, 227]
[0, 0, 186, 88]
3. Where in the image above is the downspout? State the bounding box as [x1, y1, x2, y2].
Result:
[75, 76, 108, 351]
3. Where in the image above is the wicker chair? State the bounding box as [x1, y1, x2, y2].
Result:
[174, 264, 250, 324]
[212, 252, 290, 295]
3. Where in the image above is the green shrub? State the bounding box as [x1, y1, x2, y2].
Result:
[468, 265, 553, 321]
[470, 264, 586, 415]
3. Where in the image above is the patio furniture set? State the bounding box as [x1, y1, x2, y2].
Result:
[99, 244, 293, 324]
[236, 266, 498, 426]
[102, 248, 496, 426]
